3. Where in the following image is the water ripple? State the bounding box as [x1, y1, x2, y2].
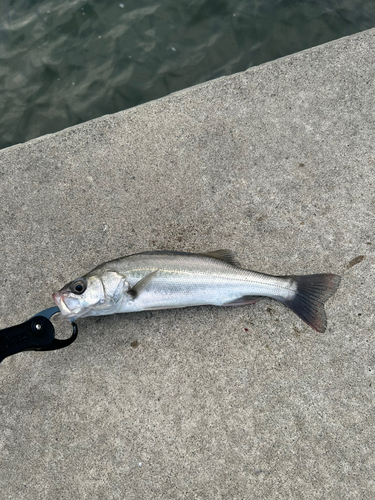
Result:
[0, 0, 374, 149]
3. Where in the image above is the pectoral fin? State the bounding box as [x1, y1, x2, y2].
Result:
[127, 270, 159, 299]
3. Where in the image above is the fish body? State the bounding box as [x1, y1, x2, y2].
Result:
[52, 250, 340, 332]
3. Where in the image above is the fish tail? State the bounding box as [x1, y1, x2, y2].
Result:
[280, 274, 341, 333]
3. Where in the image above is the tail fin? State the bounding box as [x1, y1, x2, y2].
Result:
[280, 274, 341, 333]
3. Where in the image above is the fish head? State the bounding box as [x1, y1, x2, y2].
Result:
[53, 271, 128, 320]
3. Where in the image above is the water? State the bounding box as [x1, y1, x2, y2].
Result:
[0, 0, 373, 150]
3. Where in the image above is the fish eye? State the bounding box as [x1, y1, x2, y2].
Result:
[71, 279, 87, 295]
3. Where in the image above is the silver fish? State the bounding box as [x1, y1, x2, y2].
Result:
[52, 250, 341, 332]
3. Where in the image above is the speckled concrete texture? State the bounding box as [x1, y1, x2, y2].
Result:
[1, 28, 374, 500]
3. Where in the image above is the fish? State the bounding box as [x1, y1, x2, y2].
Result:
[52, 250, 341, 332]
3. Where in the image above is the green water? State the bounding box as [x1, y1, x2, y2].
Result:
[0, 0, 373, 150]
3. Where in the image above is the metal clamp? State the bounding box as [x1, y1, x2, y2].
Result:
[0, 306, 78, 363]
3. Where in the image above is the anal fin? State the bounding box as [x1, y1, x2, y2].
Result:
[223, 296, 259, 306]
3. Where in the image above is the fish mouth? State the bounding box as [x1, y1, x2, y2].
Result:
[53, 292, 80, 319]
[52, 292, 93, 321]
[53, 292, 67, 312]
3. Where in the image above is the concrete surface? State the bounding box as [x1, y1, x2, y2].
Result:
[0, 28, 374, 500]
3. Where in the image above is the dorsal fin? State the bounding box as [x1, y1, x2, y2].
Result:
[200, 250, 240, 267]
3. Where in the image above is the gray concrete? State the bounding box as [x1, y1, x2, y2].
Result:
[0, 28, 374, 500]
